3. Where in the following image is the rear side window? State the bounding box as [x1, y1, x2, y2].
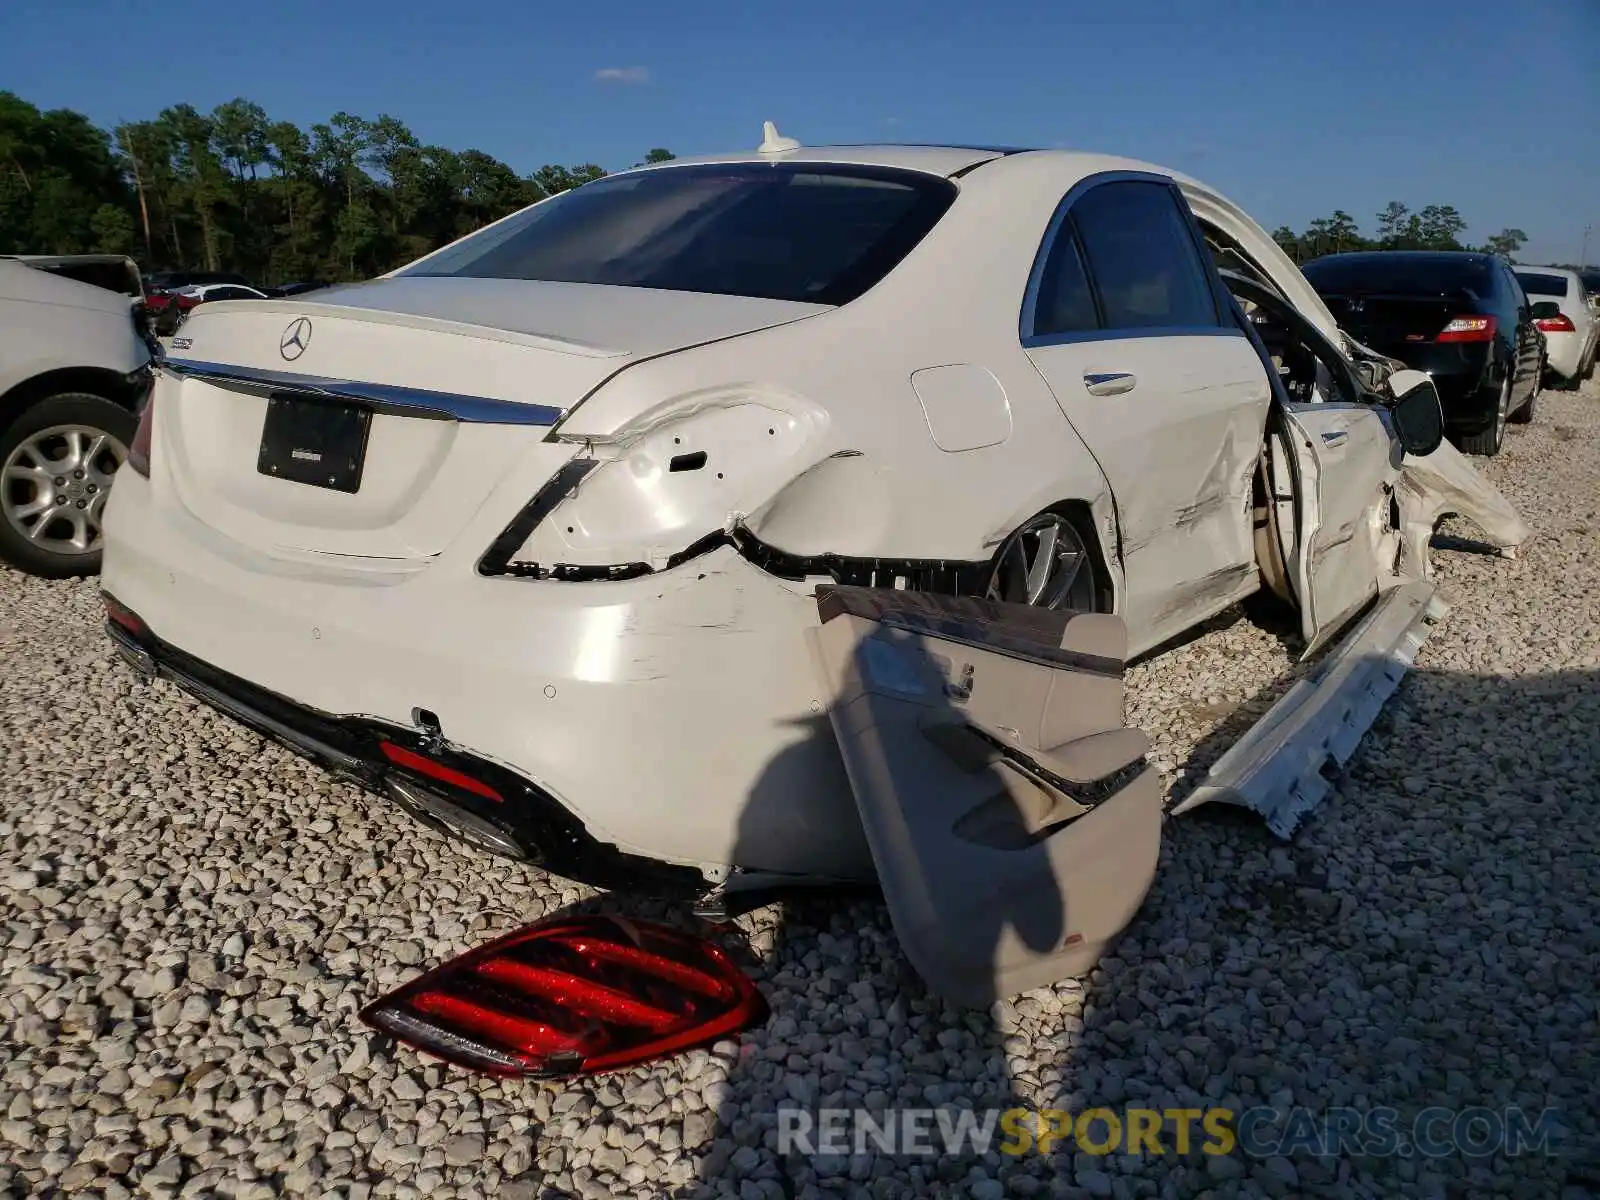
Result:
[402, 163, 955, 306]
[1033, 230, 1099, 336]
[1070, 181, 1220, 330]
[1514, 272, 1569, 298]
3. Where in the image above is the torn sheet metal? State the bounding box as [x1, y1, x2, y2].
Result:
[1171, 580, 1448, 839]
[807, 587, 1162, 1007]
[1396, 439, 1533, 579]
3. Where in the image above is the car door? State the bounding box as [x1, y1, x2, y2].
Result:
[1021, 176, 1273, 651]
[1217, 268, 1404, 654]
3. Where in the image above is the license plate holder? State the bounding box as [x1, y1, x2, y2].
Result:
[257, 395, 371, 493]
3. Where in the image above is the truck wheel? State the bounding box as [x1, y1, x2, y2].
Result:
[0, 392, 135, 578]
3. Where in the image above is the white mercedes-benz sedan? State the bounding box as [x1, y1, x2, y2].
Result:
[100, 133, 1524, 924]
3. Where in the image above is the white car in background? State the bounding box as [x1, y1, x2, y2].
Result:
[1515, 266, 1597, 385]
[99, 134, 1528, 1002]
[0, 257, 153, 577]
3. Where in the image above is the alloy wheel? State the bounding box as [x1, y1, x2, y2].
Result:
[1, 424, 127, 557]
[985, 512, 1098, 611]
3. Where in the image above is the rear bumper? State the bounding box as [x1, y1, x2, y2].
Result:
[1542, 331, 1581, 379]
[100, 469, 872, 883]
[104, 611, 701, 895]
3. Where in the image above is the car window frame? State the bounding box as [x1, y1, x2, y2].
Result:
[1020, 170, 1239, 348]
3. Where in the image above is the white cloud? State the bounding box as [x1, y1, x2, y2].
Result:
[594, 66, 650, 84]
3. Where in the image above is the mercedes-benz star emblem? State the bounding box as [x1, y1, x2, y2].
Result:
[279, 317, 313, 361]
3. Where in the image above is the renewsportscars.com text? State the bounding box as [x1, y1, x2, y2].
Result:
[776, 1105, 1568, 1160]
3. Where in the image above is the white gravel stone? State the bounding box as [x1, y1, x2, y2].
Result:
[1, 382, 1596, 1198]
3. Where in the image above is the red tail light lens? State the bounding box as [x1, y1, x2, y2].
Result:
[127, 386, 156, 478]
[1435, 315, 1497, 343]
[102, 592, 148, 637]
[360, 915, 769, 1078]
[1536, 314, 1576, 333]
[379, 740, 504, 802]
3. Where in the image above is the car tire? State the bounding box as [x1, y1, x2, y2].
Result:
[0, 392, 135, 578]
[1457, 375, 1510, 457]
[1509, 372, 1538, 425]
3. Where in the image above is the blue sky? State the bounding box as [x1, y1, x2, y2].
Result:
[4, 0, 1597, 263]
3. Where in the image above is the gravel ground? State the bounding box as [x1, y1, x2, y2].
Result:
[2, 381, 1597, 1200]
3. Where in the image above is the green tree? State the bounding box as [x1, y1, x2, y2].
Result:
[1416, 204, 1467, 251]
[1482, 228, 1528, 261]
[1375, 201, 1410, 248]
[0, 92, 131, 254]
[1327, 210, 1361, 253]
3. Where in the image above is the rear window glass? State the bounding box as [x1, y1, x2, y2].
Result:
[1514, 272, 1569, 297]
[403, 163, 956, 306]
[1302, 255, 1491, 295]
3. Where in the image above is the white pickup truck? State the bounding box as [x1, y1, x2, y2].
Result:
[0, 255, 155, 577]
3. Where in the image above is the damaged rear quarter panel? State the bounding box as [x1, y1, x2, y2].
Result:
[548, 157, 1123, 570]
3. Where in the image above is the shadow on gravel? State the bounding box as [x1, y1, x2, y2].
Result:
[684, 665, 1599, 1199]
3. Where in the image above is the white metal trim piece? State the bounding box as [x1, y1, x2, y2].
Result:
[1170, 580, 1448, 838]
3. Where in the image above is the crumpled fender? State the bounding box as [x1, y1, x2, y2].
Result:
[1395, 439, 1533, 580]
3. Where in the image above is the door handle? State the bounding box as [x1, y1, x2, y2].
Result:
[1083, 372, 1137, 396]
[1320, 430, 1349, 448]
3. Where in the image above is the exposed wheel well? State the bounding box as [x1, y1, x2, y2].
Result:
[0, 367, 142, 431]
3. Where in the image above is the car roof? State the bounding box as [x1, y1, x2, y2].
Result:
[1310, 250, 1492, 263]
[1515, 265, 1579, 280]
[635, 143, 1165, 181]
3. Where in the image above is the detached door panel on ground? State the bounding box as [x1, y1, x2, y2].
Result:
[806, 587, 1162, 1007]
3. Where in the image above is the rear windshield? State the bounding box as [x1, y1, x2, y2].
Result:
[402, 163, 956, 305]
[1302, 255, 1490, 295]
[1514, 272, 1569, 297]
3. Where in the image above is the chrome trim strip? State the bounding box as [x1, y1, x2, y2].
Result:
[1025, 325, 1245, 350]
[162, 357, 565, 426]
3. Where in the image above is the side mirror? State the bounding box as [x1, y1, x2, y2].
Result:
[1531, 300, 1562, 320]
[1391, 377, 1445, 457]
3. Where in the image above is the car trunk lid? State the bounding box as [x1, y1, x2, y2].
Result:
[1317, 290, 1481, 355]
[155, 280, 825, 562]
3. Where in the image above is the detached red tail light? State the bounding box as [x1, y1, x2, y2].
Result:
[1435, 315, 1498, 343]
[1536, 313, 1576, 333]
[360, 915, 768, 1078]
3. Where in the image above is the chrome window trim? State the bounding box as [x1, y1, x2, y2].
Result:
[161, 358, 566, 427]
[1020, 169, 1236, 349]
[1026, 325, 1245, 350]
